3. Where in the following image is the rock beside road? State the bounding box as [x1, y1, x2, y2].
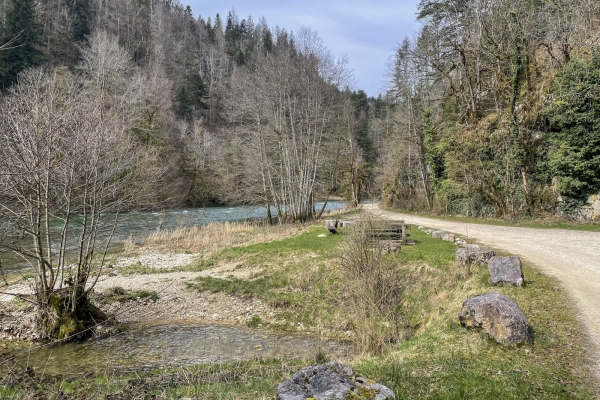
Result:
[458, 292, 531, 346]
[443, 233, 455, 242]
[431, 230, 446, 239]
[276, 362, 395, 400]
[488, 256, 524, 287]
[456, 245, 495, 266]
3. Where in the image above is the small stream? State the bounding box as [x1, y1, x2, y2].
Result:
[1, 323, 351, 378]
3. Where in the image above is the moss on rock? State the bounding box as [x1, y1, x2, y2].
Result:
[40, 289, 111, 341]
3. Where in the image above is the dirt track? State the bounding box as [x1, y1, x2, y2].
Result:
[365, 203, 600, 389]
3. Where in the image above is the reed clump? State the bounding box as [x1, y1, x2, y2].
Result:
[145, 221, 306, 254]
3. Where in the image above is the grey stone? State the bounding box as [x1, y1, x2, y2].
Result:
[458, 292, 531, 346]
[276, 362, 395, 400]
[325, 220, 338, 234]
[431, 230, 446, 239]
[456, 246, 495, 266]
[488, 256, 524, 286]
[442, 233, 455, 242]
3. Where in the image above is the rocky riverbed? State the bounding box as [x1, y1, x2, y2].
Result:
[0, 249, 281, 342]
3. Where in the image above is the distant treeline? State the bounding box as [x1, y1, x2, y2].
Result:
[1, 0, 599, 219]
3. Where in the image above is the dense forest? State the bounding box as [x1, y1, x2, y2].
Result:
[1, 0, 600, 221]
[384, 0, 600, 219]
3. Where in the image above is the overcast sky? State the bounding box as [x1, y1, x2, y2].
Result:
[185, 1, 421, 97]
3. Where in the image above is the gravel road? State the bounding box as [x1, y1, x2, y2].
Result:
[365, 203, 600, 389]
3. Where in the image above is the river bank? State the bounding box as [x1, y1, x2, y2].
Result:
[1, 210, 597, 399]
[0, 227, 312, 341]
[0, 213, 347, 340]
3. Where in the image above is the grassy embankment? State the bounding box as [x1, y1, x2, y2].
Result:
[0, 209, 596, 399]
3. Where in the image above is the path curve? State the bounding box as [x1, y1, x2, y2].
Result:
[365, 203, 600, 389]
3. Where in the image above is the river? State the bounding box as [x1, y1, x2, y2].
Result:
[0, 201, 346, 274]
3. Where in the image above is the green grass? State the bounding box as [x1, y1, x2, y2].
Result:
[186, 225, 346, 328]
[351, 251, 595, 399]
[2, 219, 596, 399]
[98, 286, 159, 303]
[0, 359, 312, 399]
[390, 226, 457, 268]
[183, 221, 595, 398]
[355, 266, 595, 399]
[216, 224, 344, 261]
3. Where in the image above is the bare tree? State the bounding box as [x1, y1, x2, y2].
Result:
[0, 64, 167, 340]
[227, 28, 349, 222]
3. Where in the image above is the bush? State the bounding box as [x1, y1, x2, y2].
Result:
[340, 218, 406, 354]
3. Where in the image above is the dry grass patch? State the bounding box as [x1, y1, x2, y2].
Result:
[145, 221, 308, 254]
[202, 261, 265, 281]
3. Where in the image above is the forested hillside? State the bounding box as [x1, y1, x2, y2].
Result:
[1, 0, 599, 220]
[0, 0, 381, 223]
[382, 0, 600, 219]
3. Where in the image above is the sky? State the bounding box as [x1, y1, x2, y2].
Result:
[185, 1, 422, 97]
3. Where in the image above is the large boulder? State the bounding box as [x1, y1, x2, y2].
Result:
[454, 238, 468, 246]
[455, 245, 495, 266]
[488, 256, 524, 286]
[276, 362, 395, 400]
[458, 292, 531, 346]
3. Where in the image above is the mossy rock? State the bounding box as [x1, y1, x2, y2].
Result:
[275, 362, 395, 399]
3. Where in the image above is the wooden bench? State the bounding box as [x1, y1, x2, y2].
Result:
[365, 221, 411, 245]
[325, 219, 411, 246]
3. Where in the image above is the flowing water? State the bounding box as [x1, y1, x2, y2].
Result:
[0, 201, 349, 376]
[1, 324, 351, 378]
[0, 201, 345, 274]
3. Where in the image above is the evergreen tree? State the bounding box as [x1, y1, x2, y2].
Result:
[0, 0, 45, 88]
[68, 0, 92, 43]
[262, 28, 273, 54]
[214, 14, 223, 36]
[205, 17, 216, 44]
[351, 90, 376, 164]
[547, 53, 600, 207]
[175, 72, 209, 121]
